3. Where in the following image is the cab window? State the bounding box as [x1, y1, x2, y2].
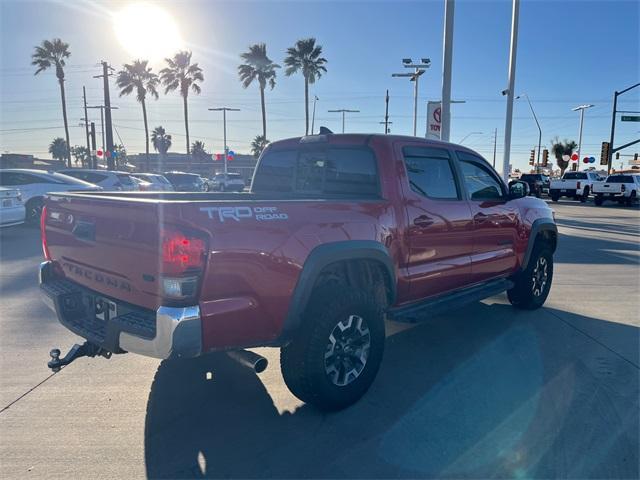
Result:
[402, 147, 459, 200]
[456, 152, 505, 201]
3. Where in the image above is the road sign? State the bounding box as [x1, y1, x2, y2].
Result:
[621, 115, 640, 122]
[426, 102, 441, 140]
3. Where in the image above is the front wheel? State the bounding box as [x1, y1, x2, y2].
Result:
[508, 245, 554, 310]
[25, 197, 44, 225]
[280, 286, 385, 411]
[594, 195, 603, 206]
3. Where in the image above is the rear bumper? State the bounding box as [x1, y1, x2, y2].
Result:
[39, 261, 202, 359]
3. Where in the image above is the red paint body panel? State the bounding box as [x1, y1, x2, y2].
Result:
[43, 134, 554, 353]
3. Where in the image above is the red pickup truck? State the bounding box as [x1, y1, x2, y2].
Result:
[40, 133, 557, 410]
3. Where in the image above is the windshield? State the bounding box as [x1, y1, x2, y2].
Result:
[606, 175, 634, 183]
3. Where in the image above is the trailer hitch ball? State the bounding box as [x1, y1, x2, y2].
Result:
[49, 349, 62, 372]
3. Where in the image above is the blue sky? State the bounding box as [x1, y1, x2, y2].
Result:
[0, 0, 638, 171]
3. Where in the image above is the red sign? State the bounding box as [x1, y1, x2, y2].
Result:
[571, 153, 579, 161]
[96, 149, 103, 158]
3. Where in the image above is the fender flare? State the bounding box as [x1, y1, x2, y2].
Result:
[522, 218, 557, 270]
[279, 240, 396, 341]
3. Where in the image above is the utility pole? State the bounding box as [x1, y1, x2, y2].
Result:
[501, 0, 520, 181]
[384, 90, 390, 134]
[379, 121, 393, 134]
[328, 109, 360, 133]
[209, 107, 240, 175]
[82, 86, 91, 168]
[441, 0, 455, 142]
[608, 83, 640, 174]
[90, 123, 97, 169]
[572, 104, 594, 167]
[94, 61, 115, 170]
[88, 105, 118, 167]
[392, 58, 431, 136]
[493, 128, 497, 168]
[311, 95, 319, 134]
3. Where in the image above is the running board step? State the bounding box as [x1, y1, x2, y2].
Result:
[387, 278, 514, 323]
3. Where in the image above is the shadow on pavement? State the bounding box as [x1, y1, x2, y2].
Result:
[554, 231, 639, 265]
[144, 304, 639, 479]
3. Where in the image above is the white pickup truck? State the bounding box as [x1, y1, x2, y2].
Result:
[549, 171, 602, 203]
[592, 174, 640, 206]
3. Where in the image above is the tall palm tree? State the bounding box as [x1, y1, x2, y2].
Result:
[116, 60, 159, 171]
[238, 44, 279, 138]
[191, 140, 208, 160]
[49, 137, 68, 162]
[32, 39, 72, 167]
[284, 38, 327, 135]
[250, 135, 270, 158]
[151, 126, 172, 155]
[159, 51, 203, 155]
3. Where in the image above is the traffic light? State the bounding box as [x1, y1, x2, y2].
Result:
[600, 142, 610, 166]
[635, 153, 638, 161]
[542, 149, 549, 167]
[529, 149, 535, 166]
[616, 152, 620, 160]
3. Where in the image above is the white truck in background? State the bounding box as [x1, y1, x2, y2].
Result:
[592, 174, 640, 206]
[549, 171, 602, 203]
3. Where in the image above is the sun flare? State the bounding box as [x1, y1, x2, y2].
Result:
[114, 3, 183, 62]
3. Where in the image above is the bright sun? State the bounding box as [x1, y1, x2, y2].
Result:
[114, 3, 183, 62]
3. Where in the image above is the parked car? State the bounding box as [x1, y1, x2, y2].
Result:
[58, 168, 138, 191]
[0, 187, 25, 227]
[130, 176, 153, 191]
[40, 133, 557, 411]
[163, 172, 205, 192]
[592, 174, 640, 206]
[0, 169, 100, 223]
[131, 173, 174, 191]
[549, 171, 600, 202]
[206, 172, 246, 192]
[519, 173, 550, 198]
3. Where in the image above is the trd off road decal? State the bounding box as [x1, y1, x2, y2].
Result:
[200, 206, 289, 222]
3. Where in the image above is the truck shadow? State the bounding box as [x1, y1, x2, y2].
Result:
[144, 303, 639, 479]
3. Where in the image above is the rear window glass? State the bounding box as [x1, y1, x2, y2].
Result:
[520, 174, 540, 181]
[563, 172, 587, 179]
[606, 175, 634, 183]
[116, 174, 134, 185]
[252, 147, 379, 197]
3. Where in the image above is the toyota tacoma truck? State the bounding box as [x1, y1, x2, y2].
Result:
[549, 171, 601, 202]
[592, 173, 640, 206]
[40, 132, 557, 410]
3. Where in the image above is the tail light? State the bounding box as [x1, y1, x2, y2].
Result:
[41, 205, 52, 261]
[621, 184, 626, 192]
[160, 228, 207, 300]
[576, 181, 581, 190]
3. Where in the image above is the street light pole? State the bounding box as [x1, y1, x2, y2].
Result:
[501, 0, 520, 181]
[392, 57, 430, 137]
[441, 0, 455, 142]
[517, 94, 542, 172]
[311, 95, 319, 134]
[209, 107, 240, 175]
[327, 109, 360, 133]
[459, 131, 483, 144]
[572, 104, 594, 166]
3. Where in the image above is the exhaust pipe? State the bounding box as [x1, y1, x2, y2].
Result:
[226, 349, 268, 373]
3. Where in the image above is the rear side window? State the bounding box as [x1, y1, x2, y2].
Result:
[402, 147, 459, 199]
[253, 147, 379, 197]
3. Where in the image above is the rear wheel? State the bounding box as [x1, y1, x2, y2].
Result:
[594, 195, 603, 206]
[626, 190, 637, 207]
[508, 244, 553, 310]
[550, 192, 559, 202]
[25, 197, 43, 225]
[280, 285, 385, 411]
[579, 186, 589, 203]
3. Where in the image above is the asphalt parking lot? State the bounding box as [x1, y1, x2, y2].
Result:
[1, 200, 638, 479]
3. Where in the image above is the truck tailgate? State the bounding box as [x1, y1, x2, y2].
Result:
[593, 182, 622, 193]
[44, 194, 168, 310]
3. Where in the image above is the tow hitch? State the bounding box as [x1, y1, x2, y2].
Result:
[48, 341, 112, 372]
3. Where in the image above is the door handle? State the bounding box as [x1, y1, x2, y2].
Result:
[474, 212, 489, 223]
[413, 215, 434, 227]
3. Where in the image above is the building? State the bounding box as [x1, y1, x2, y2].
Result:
[0, 153, 65, 170]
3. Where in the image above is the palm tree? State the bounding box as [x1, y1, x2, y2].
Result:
[151, 126, 172, 155]
[191, 140, 208, 160]
[71, 145, 90, 167]
[250, 135, 270, 158]
[116, 60, 159, 171]
[238, 44, 279, 138]
[32, 39, 72, 167]
[284, 38, 327, 135]
[159, 51, 203, 155]
[49, 137, 68, 162]
[550, 137, 578, 175]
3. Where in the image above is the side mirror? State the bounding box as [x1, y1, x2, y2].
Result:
[508, 180, 529, 199]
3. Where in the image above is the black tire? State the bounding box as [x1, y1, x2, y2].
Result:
[579, 187, 589, 203]
[219, 184, 225, 192]
[508, 244, 553, 310]
[594, 195, 603, 206]
[550, 193, 559, 202]
[25, 197, 44, 225]
[535, 188, 541, 198]
[626, 191, 636, 207]
[280, 285, 385, 411]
